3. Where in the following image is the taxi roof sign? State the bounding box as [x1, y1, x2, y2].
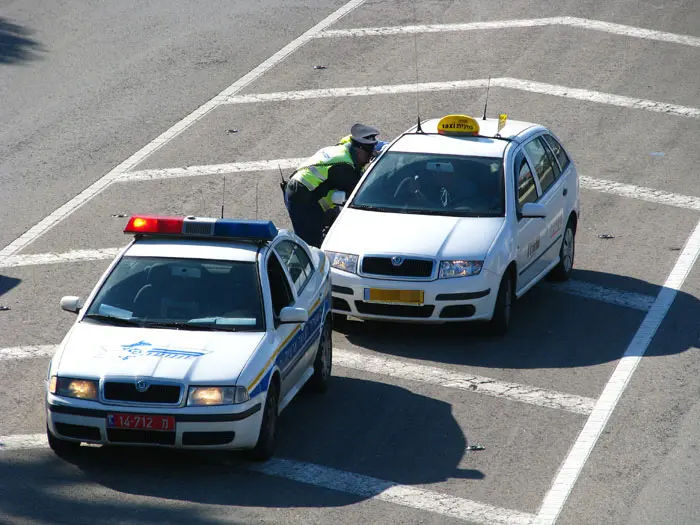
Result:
[437, 114, 480, 136]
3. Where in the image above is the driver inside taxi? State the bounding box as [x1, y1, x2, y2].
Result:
[394, 162, 481, 210]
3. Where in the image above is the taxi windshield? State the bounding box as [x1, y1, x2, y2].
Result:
[84, 256, 265, 332]
[349, 152, 505, 217]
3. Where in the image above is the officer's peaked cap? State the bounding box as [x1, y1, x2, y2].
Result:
[350, 123, 380, 146]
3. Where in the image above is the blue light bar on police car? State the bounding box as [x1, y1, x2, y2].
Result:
[124, 215, 278, 241]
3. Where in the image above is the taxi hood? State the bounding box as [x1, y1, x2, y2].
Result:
[55, 322, 265, 385]
[323, 207, 505, 260]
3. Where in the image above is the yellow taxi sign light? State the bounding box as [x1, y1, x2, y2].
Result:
[437, 114, 480, 136]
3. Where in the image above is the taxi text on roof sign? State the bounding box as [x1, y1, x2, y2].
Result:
[437, 114, 480, 136]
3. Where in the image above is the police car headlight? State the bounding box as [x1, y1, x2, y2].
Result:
[187, 386, 249, 406]
[439, 260, 483, 279]
[326, 251, 358, 274]
[50, 376, 98, 400]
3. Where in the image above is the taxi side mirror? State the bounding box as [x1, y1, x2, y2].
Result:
[331, 191, 346, 205]
[279, 306, 309, 324]
[520, 202, 547, 219]
[60, 296, 83, 314]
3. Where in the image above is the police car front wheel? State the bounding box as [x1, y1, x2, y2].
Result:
[47, 425, 81, 458]
[250, 379, 279, 461]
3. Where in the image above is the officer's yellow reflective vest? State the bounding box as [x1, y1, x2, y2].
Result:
[290, 143, 355, 211]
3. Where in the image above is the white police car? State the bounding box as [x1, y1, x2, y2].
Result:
[322, 114, 580, 334]
[46, 215, 332, 461]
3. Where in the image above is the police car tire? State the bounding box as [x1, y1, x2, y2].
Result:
[310, 319, 332, 393]
[332, 313, 347, 328]
[486, 272, 512, 336]
[548, 219, 575, 282]
[250, 380, 279, 461]
[47, 425, 81, 457]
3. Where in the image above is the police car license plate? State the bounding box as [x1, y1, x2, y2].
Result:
[106, 413, 175, 431]
[365, 288, 424, 305]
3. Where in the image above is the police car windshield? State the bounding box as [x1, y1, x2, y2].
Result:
[84, 256, 265, 332]
[349, 152, 505, 217]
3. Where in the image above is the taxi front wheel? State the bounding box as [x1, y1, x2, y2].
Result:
[486, 271, 513, 336]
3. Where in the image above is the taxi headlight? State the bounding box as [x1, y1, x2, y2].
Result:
[50, 376, 99, 400]
[325, 251, 358, 274]
[187, 386, 249, 406]
[439, 260, 483, 279]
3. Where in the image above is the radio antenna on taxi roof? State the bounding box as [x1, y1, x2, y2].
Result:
[412, 0, 423, 133]
[482, 75, 491, 120]
[220, 176, 226, 218]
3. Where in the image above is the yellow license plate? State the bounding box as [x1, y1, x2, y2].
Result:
[365, 288, 424, 305]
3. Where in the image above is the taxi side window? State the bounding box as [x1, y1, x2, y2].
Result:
[524, 137, 558, 194]
[267, 253, 293, 317]
[274, 240, 313, 294]
[542, 134, 570, 171]
[514, 150, 538, 209]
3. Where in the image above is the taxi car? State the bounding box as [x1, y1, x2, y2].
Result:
[321, 113, 580, 334]
[45, 215, 332, 461]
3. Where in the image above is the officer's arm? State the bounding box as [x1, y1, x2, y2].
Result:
[327, 163, 362, 193]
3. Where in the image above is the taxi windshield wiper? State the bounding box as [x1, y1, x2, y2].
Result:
[142, 321, 234, 332]
[351, 204, 404, 213]
[84, 314, 143, 327]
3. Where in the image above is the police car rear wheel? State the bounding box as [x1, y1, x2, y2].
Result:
[47, 425, 81, 457]
[548, 219, 575, 282]
[250, 380, 279, 461]
[486, 272, 512, 336]
[310, 319, 332, 393]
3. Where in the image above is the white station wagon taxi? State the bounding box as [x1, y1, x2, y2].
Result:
[322, 114, 580, 334]
[46, 215, 332, 461]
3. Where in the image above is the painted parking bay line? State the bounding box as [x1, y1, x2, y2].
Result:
[0, 248, 122, 269]
[334, 349, 595, 415]
[0, 434, 534, 525]
[219, 79, 700, 119]
[315, 16, 700, 48]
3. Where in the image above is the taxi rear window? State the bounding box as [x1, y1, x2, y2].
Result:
[84, 256, 265, 332]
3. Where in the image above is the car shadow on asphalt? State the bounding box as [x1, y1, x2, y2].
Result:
[0, 18, 45, 65]
[0, 377, 481, 519]
[0, 274, 21, 298]
[336, 269, 700, 369]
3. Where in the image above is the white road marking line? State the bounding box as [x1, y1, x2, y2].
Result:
[120, 158, 307, 182]
[0, 0, 368, 263]
[540, 280, 655, 312]
[334, 349, 595, 415]
[580, 176, 700, 212]
[316, 16, 700, 48]
[0, 248, 122, 269]
[0, 434, 534, 525]
[0, 345, 56, 361]
[534, 219, 700, 524]
[220, 78, 700, 119]
[251, 458, 535, 525]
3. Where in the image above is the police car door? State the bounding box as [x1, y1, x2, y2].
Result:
[513, 148, 547, 291]
[522, 135, 567, 272]
[274, 240, 321, 378]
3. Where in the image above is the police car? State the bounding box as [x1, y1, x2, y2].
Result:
[46, 215, 332, 461]
[322, 114, 580, 334]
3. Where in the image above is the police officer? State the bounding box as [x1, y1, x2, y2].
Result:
[284, 123, 382, 248]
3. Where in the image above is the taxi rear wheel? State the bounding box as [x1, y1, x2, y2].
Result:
[309, 319, 332, 393]
[486, 271, 513, 336]
[548, 218, 576, 282]
[47, 425, 81, 458]
[250, 379, 279, 462]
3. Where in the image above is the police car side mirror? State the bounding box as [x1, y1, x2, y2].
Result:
[279, 306, 309, 324]
[331, 191, 346, 205]
[60, 296, 83, 314]
[520, 203, 547, 219]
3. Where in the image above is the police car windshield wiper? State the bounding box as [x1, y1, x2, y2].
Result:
[84, 314, 143, 327]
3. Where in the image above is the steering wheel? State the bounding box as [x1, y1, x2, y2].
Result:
[393, 176, 427, 203]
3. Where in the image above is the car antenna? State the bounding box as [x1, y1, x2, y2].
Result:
[482, 75, 491, 120]
[220, 176, 226, 219]
[412, 0, 423, 133]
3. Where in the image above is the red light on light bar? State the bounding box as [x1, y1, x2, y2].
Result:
[124, 216, 183, 234]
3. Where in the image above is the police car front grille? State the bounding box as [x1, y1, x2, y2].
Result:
[361, 257, 433, 278]
[103, 382, 181, 404]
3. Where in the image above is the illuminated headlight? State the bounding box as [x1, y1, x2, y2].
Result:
[49, 376, 98, 400]
[439, 260, 483, 279]
[187, 386, 249, 406]
[325, 251, 358, 273]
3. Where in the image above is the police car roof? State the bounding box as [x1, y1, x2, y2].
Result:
[390, 116, 540, 158]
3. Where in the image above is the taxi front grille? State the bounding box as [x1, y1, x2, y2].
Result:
[103, 381, 181, 404]
[361, 257, 433, 278]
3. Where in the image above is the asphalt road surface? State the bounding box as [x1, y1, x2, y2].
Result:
[1, 0, 699, 524]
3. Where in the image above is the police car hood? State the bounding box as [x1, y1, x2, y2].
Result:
[55, 322, 265, 384]
[323, 207, 505, 259]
